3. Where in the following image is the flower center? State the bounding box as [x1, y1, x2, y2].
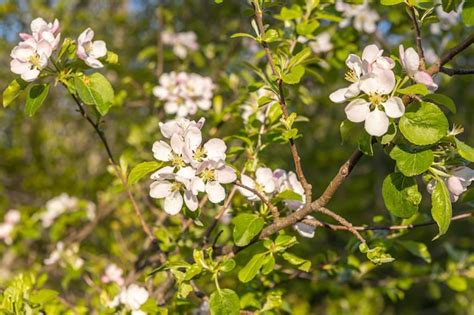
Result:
[344, 69, 358, 83]
[84, 42, 93, 54]
[200, 168, 215, 182]
[194, 147, 207, 162]
[170, 153, 185, 168]
[368, 93, 385, 107]
[28, 54, 41, 69]
[171, 182, 182, 192]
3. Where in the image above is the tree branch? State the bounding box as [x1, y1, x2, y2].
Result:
[439, 67, 474, 76]
[234, 181, 280, 221]
[408, 5, 425, 69]
[427, 33, 474, 75]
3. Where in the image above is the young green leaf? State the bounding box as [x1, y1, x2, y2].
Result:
[389, 145, 434, 177]
[454, 138, 474, 162]
[399, 101, 448, 145]
[382, 172, 421, 218]
[400, 240, 432, 263]
[281, 252, 311, 272]
[282, 65, 305, 84]
[74, 73, 115, 116]
[25, 83, 50, 117]
[398, 84, 430, 96]
[3, 79, 28, 107]
[209, 289, 240, 315]
[238, 252, 266, 283]
[128, 161, 162, 185]
[423, 93, 456, 113]
[232, 213, 264, 247]
[431, 179, 452, 238]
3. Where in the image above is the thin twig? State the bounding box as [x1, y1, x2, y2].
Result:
[234, 181, 280, 221]
[316, 207, 366, 243]
[427, 33, 474, 75]
[408, 5, 425, 69]
[65, 85, 155, 241]
[439, 67, 474, 76]
[252, 1, 312, 204]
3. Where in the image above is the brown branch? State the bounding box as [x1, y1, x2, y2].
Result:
[427, 33, 474, 75]
[315, 207, 366, 243]
[66, 85, 155, 241]
[252, 1, 312, 204]
[408, 6, 425, 69]
[303, 211, 472, 232]
[439, 67, 474, 76]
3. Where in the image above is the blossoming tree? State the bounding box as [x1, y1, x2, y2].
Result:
[1, 0, 473, 313]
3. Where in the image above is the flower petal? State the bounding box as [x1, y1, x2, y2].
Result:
[184, 190, 198, 211]
[364, 109, 389, 137]
[149, 181, 172, 199]
[152, 141, 172, 161]
[329, 87, 349, 103]
[345, 99, 370, 123]
[216, 166, 237, 184]
[206, 181, 226, 203]
[382, 96, 405, 118]
[164, 191, 183, 215]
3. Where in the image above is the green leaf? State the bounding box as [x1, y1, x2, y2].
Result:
[381, 122, 397, 144]
[288, 48, 312, 69]
[461, 1, 474, 26]
[238, 252, 266, 283]
[261, 254, 275, 275]
[400, 240, 431, 263]
[281, 252, 311, 272]
[296, 20, 319, 36]
[277, 6, 303, 20]
[446, 275, 468, 292]
[274, 234, 297, 249]
[209, 289, 240, 315]
[231, 32, 255, 40]
[358, 131, 373, 156]
[389, 145, 434, 176]
[261, 29, 279, 43]
[29, 289, 58, 304]
[382, 172, 421, 218]
[74, 73, 115, 116]
[3, 79, 28, 107]
[128, 161, 162, 185]
[455, 138, 474, 162]
[232, 214, 264, 247]
[398, 84, 429, 96]
[423, 93, 456, 113]
[399, 101, 449, 145]
[25, 83, 49, 117]
[282, 65, 305, 84]
[273, 189, 302, 203]
[431, 179, 452, 238]
[381, 0, 404, 5]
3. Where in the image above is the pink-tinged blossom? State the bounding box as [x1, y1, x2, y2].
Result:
[101, 264, 124, 286]
[41, 193, 78, 228]
[399, 45, 438, 91]
[239, 167, 276, 201]
[428, 166, 474, 202]
[20, 17, 61, 50]
[153, 72, 214, 118]
[191, 160, 237, 203]
[10, 38, 52, 82]
[335, 0, 379, 33]
[162, 30, 199, 59]
[76, 28, 107, 68]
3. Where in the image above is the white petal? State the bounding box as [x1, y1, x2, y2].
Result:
[185, 127, 202, 152]
[382, 97, 405, 118]
[215, 166, 236, 184]
[164, 191, 183, 215]
[85, 57, 104, 68]
[294, 222, 315, 238]
[152, 141, 172, 161]
[345, 99, 370, 123]
[364, 109, 389, 136]
[149, 181, 172, 199]
[191, 177, 205, 195]
[176, 166, 196, 180]
[346, 54, 363, 77]
[170, 134, 184, 155]
[206, 181, 226, 203]
[256, 167, 275, 193]
[362, 44, 382, 64]
[344, 82, 361, 98]
[184, 190, 198, 211]
[90, 40, 107, 58]
[404, 47, 420, 75]
[21, 69, 40, 82]
[204, 139, 226, 160]
[329, 87, 349, 103]
[414, 71, 438, 91]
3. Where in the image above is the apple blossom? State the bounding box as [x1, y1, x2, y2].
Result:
[10, 38, 53, 82]
[41, 193, 78, 227]
[20, 17, 61, 50]
[0, 210, 20, 245]
[335, 0, 379, 34]
[430, 4, 461, 35]
[76, 28, 107, 68]
[308, 32, 333, 54]
[108, 284, 149, 314]
[153, 72, 214, 118]
[345, 68, 404, 136]
[44, 242, 84, 270]
[191, 160, 237, 203]
[161, 30, 199, 59]
[329, 44, 394, 104]
[428, 166, 474, 202]
[399, 45, 438, 91]
[239, 167, 276, 201]
[101, 263, 125, 286]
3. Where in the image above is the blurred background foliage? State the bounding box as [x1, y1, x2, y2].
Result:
[0, 0, 473, 314]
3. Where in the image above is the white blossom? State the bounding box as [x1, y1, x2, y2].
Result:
[20, 17, 61, 50]
[239, 167, 276, 201]
[399, 45, 438, 91]
[241, 88, 275, 124]
[10, 38, 52, 82]
[153, 72, 214, 118]
[308, 32, 333, 54]
[428, 166, 474, 202]
[335, 0, 379, 33]
[109, 284, 149, 314]
[0, 210, 20, 245]
[101, 263, 124, 286]
[162, 30, 199, 59]
[76, 28, 107, 68]
[44, 242, 84, 270]
[41, 193, 78, 227]
[430, 4, 461, 34]
[191, 160, 237, 203]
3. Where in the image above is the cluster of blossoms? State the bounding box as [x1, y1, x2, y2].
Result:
[330, 44, 436, 137]
[0, 210, 20, 245]
[161, 30, 199, 59]
[430, 3, 461, 35]
[40, 193, 95, 228]
[153, 72, 214, 118]
[335, 0, 379, 34]
[240, 87, 275, 124]
[108, 284, 149, 315]
[239, 167, 315, 238]
[428, 166, 474, 203]
[101, 263, 125, 286]
[44, 242, 84, 270]
[10, 17, 107, 82]
[149, 118, 236, 214]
